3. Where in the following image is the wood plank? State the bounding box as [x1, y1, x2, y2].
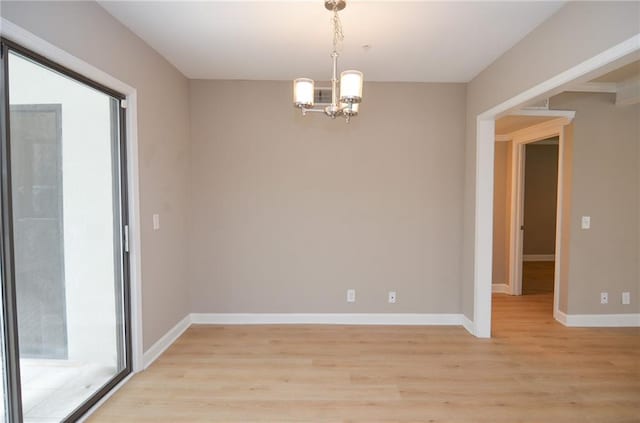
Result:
[89, 293, 640, 422]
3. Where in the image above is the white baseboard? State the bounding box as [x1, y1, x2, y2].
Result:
[555, 310, 568, 325]
[523, 254, 555, 262]
[191, 313, 464, 326]
[492, 283, 510, 294]
[141, 312, 472, 371]
[462, 316, 475, 335]
[138, 309, 640, 373]
[142, 314, 191, 369]
[556, 310, 640, 327]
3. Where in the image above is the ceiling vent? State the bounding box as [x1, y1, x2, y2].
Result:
[314, 87, 333, 105]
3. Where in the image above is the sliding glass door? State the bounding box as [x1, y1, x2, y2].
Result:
[0, 285, 8, 423]
[0, 39, 131, 423]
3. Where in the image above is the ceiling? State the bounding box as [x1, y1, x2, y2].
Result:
[592, 60, 640, 83]
[99, 1, 564, 82]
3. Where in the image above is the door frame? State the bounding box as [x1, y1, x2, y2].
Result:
[0, 18, 144, 421]
[0, 17, 143, 373]
[1, 38, 132, 422]
[503, 115, 573, 322]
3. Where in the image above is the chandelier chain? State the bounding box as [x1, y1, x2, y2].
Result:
[331, 8, 344, 53]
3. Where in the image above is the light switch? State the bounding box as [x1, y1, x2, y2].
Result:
[153, 214, 160, 231]
[347, 289, 356, 303]
[581, 216, 590, 229]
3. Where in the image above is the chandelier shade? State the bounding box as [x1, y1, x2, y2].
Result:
[339, 70, 363, 103]
[293, 78, 315, 108]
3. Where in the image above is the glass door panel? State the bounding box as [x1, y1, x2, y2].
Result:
[5, 49, 129, 422]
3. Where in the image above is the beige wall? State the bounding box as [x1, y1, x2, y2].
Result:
[492, 142, 511, 285]
[523, 143, 558, 255]
[188, 80, 466, 313]
[551, 92, 640, 314]
[2, 0, 638, 346]
[464, 1, 640, 319]
[1, 1, 192, 350]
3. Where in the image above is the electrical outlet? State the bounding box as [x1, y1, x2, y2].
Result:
[622, 292, 631, 305]
[600, 292, 608, 304]
[388, 291, 396, 304]
[347, 289, 356, 303]
[581, 216, 591, 229]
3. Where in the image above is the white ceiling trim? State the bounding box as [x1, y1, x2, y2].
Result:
[509, 109, 576, 119]
[565, 80, 640, 106]
[565, 82, 618, 93]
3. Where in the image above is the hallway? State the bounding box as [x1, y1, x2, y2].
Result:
[522, 261, 555, 295]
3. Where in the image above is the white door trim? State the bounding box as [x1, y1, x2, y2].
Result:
[473, 33, 640, 338]
[1, 18, 144, 371]
[473, 118, 495, 338]
[508, 117, 571, 297]
[507, 119, 570, 323]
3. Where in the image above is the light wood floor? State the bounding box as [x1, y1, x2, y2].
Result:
[522, 260, 555, 294]
[90, 294, 640, 423]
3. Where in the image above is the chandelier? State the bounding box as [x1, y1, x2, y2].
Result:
[293, 0, 363, 123]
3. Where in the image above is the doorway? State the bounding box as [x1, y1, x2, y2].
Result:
[0, 39, 132, 423]
[491, 113, 572, 318]
[521, 139, 559, 297]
